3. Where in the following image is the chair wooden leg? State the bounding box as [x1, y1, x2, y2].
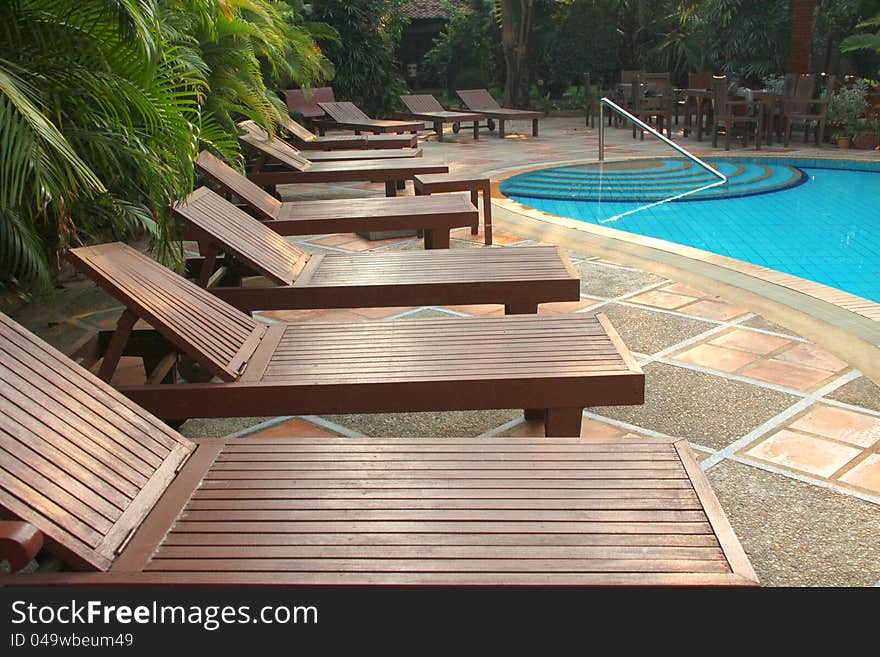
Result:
[784, 118, 792, 146]
[504, 302, 538, 315]
[498, 120, 506, 139]
[473, 121, 479, 140]
[725, 124, 730, 151]
[545, 408, 584, 437]
[434, 121, 443, 142]
[470, 190, 479, 234]
[423, 229, 450, 249]
[524, 409, 545, 421]
[712, 122, 718, 148]
[532, 118, 539, 136]
[384, 181, 397, 197]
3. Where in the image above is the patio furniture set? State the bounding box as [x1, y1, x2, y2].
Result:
[0, 96, 761, 587]
[587, 71, 833, 150]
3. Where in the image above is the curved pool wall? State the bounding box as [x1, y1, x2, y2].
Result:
[501, 158, 880, 303]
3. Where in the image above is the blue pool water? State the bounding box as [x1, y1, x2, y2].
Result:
[501, 158, 880, 303]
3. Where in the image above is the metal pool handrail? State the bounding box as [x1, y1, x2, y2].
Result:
[599, 97, 728, 184]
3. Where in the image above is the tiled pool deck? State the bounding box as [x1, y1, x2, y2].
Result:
[14, 116, 880, 586]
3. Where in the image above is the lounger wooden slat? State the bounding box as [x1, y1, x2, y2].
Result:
[398, 94, 484, 140]
[237, 122, 448, 196]
[0, 313, 194, 571]
[175, 185, 579, 312]
[244, 119, 422, 161]
[192, 153, 477, 249]
[281, 116, 417, 150]
[456, 88, 545, 138]
[66, 242, 641, 434]
[0, 321, 758, 585]
[318, 101, 424, 134]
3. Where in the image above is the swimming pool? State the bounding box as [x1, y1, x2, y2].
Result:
[501, 157, 880, 303]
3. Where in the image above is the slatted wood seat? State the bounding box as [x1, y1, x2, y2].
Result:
[281, 116, 417, 150]
[398, 94, 484, 141]
[456, 88, 545, 138]
[194, 152, 475, 249]
[237, 121, 448, 197]
[240, 120, 420, 163]
[318, 101, 425, 135]
[0, 312, 757, 586]
[174, 186, 578, 313]
[66, 242, 643, 435]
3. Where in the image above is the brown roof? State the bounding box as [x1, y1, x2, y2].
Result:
[398, 0, 469, 20]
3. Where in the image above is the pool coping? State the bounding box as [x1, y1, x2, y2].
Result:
[486, 154, 880, 382]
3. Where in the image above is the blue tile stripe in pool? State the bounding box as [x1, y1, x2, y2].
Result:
[501, 158, 880, 303]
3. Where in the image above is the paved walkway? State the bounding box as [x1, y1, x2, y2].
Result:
[15, 115, 880, 586]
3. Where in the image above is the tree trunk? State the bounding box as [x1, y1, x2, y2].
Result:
[787, 0, 816, 73]
[501, 0, 534, 108]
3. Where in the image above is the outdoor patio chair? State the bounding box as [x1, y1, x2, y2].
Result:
[239, 121, 421, 163]
[710, 76, 762, 150]
[318, 101, 425, 135]
[611, 70, 643, 126]
[281, 115, 417, 150]
[283, 86, 337, 134]
[194, 151, 475, 249]
[454, 89, 544, 138]
[66, 242, 644, 437]
[631, 73, 674, 139]
[236, 121, 448, 197]
[783, 74, 833, 146]
[174, 186, 579, 313]
[397, 94, 484, 141]
[0, 311, 758, 585]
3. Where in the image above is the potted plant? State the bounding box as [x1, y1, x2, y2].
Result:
[853, 117, 879, 148]
[827, 80, 870, 147]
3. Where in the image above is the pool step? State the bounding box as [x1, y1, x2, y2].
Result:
[500, 158, 807, 202]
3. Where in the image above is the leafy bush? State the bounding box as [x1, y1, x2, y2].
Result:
[310, 0, 409, 116]
[827, 79, 871, 137]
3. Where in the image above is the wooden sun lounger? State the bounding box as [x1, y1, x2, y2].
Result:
[0, 311, 759, 585]
[174, 186, 579, 313]
[194, 151, 476, 249]
[456, 88, 545, 138]
[318, 101, 425, 135]
[241, 121, 420, 162]
[238, 121, 447, 197]
[397, 94, 484, 141]
[282, 116, 417, 150]
[66, 242, 643, 436]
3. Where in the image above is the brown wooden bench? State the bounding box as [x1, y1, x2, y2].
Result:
[414, 172, 493, 245]
[456, 88, 545, 138]
[194, 151, 476, 249]
[0, 311, 758, 585]
[66, 242, 644, 436]
[398, 94, 484, 141]
[281, 116, 417, 150]
[237, 121, 447, 197]
[318, 101, 425, 135]
[174, 186, 579, 313]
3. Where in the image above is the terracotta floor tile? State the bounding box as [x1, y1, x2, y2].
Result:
[309, 234, 356, 247]
[789, 405, 880, 448]
[441, 304, 505, 316]
[660, 282, 709, 298]
[351, 306, 416, 319]
[739, 359, 834, 391]
[672, 343, 761, 372]
[708, 328, 792, 355]
[839, 455, 880, 493]
[499, 416, 626, 438]
[298, 309, 368, 323]
[745, 429, 861, 478]
[627, 290, 697, 309]
[246, 418, 340, 438]
[680, 299, 749, 321]
[776, 343, 850, 373]
[537, 298, 598, 314]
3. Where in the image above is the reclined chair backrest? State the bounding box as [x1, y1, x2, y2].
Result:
[318, 101, 373, 123]
[399, 94, 445, 113]
[284, 87, 335, 118]
[173, 186, 310, 285]
[67, 243, 265, 382]
[0, 312, 195, 570]
[237, 120, 312, 172]
[456, 89, 502, 110]
[194, 150, 281, 222]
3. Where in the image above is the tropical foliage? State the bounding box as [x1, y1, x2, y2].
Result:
[310, 0, 410, 116]
[0, 0, 332, 297]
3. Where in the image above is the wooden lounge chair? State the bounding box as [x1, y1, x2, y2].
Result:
[397, 94, 484, 141]
[237, 121, 448, 197]
[240, 121, 421, 163]
[281, 116, 417, 150]
[318, 101, 425, 135]
[0, 310, 758, 585]
[455, 88, 544, 138]
[194, 151, 476, 249]
[174, 186, 579, 313]
[283, 86, 337, 134]
[66, 241, 644, 436]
